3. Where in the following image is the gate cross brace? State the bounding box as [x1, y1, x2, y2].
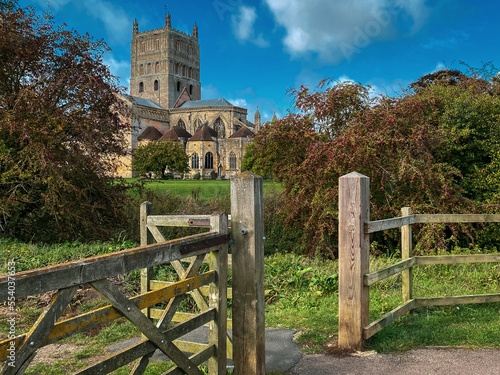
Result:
[1, 286, 78, 375]
[130, 253, 206, 375]
[91, 278, 203, 375]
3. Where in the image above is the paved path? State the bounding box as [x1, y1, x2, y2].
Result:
[107, 328, 500, 374]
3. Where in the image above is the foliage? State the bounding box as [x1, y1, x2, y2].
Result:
[0, 6, 131, 242]
[251, 79, 484, 256]
[132, 140, 189, 179]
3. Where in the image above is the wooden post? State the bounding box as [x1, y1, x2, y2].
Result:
[208, 213, 229, 374]
[401, 207, 413, 302]
[231, 172, 265, 375]
[140, 201, 154, 318]
[338, 172, 370, 351]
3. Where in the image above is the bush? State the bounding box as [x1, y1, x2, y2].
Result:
[193, 172, 201, 180]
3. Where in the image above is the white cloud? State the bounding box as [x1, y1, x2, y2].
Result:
[229, 98, 248, 108]
[82, 0, 129, 45]
[231, 5, 270, 47]
[201, 84, 222, 100]
[264, 0, 429, 63]
[103, 53, 130, 91]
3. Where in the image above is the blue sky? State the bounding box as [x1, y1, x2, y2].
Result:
[22, 0, 500, 122]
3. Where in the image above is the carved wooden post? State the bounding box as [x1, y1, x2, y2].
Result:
[140, 201, 154, 318]
[208, 213, 229, 374]
[338, 172, 370, 351]
[231, 172, 265, 375]
[401, 207, 413, 302]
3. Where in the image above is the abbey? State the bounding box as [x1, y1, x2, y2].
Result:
[117, 13, 261, 179]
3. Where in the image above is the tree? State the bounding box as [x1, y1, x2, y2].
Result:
[249, 79, 487, 258]
[132, 140, 189, 178]
[0, 6, 131, 242]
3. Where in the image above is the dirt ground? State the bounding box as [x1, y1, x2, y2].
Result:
[290, 347, 500, 375]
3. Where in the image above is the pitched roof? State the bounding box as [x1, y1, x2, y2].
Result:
[138, 126, 163, 141]
[160, 127, 192, 141]
[178, 98, 233, 108]
[129, 96, 165, 110]
[229, 126, 255, 139]
[189, 125, 216, 141]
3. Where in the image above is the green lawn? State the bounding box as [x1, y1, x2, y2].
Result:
[124, 178, 282, 200]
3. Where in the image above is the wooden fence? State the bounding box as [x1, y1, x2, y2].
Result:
[338, 172, 500, 350]
[0, 172, 266, 375]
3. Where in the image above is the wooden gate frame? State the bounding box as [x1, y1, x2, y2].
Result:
[338, 172, 500, 351]
[0, 214, 229, 375]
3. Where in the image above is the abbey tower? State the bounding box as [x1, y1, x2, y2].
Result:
[130, 13, 201, 108]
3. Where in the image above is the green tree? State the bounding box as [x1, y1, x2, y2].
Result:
[132, 140, 189, 178]
[0, 6, 131, 242]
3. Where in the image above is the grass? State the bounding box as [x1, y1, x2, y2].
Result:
[1, 241, 498, 373]
[124, 178, 282, 201]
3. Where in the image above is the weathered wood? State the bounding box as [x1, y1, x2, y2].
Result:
[140, 202, 154, 319]
[338, 172, 370, 351]
[147, 215, 232, 228]
[363, 299, 416, 339]
[149, 309, 234, 330]
[208, 214, 228, 374]
[150, 281, 234, 300]
[365, 215, 416, 233]
[416, 254, 500, 265]
[363, 257, 416, 286]
[0, 231, 228, 301]
[401, 207, 413, 302]
[415, 214, 500, 223]
[148, 215, 211, 227]
[2, 286, 77, 375]
[164, 346, 216, 375]
[132, 253, 207, 374]
[0, 273, 214, 362]
[76, 309, 215, 375]
[231, 172, 265, 375]
[91, 278, 203, 375]
[415, 293, 500, 307]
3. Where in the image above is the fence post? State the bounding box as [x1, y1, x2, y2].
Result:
[208, 213, 229, 374]
[231, 172, 265, 375]
[338, 172, 370, 351]
[140, 201, 154, 318]
[401, 207, 413, 302]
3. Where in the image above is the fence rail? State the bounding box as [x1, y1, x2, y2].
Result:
[0, 215, 229, 375]
[338, 172, 500, 351]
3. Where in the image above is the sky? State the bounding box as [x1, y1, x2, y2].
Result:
[21, 0, 500, 123]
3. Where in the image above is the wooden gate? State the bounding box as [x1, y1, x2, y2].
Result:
[0, 213, 229, 375]
[0, 172, 266, 375]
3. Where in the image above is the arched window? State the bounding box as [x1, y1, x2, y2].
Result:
[205, 152, 213, 170]
[190, 85, 193, 95]
[230, 152, 237, 169]
[155, 39, 159, 50]
[139, 64, 144, 75]
[177, 81, 180, 91]
[177, 119, 186, 129]
[193, 119, 201, 132]
[139, 82, 144, 93]
[191, 153, 199, 169]
[155, 62, 160, 73]
[213, 117, 225, 138]
[140, 42, 145, 52]
[147, 63, 152, 74]
[154, 80, 159, 91]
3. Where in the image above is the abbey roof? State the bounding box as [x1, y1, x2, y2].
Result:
[160, 126, 192, 141]
[138, 126, 163, 141]
[178, 98, 233, 108]
[189, 125, 216, 141]
[229, 126, 255, 139]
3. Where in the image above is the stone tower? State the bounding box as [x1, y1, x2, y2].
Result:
[130, 13, 201, 108]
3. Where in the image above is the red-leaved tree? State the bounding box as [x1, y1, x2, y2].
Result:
[0, 6, 131, 242]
